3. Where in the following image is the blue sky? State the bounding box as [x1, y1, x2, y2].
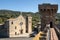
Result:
[0, 0, 60, 13]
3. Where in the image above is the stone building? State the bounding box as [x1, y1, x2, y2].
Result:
[0, 14, 32, 37]
[38, 4, 58, 31]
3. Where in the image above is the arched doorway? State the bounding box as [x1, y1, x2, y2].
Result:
[50, 22, 53, 28]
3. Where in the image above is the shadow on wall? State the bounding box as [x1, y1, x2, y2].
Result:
[0, 24, 9, 38]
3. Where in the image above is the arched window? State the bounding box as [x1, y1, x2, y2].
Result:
[15, 26, 17, 29]
[44, 9, 46, 11]
[47, 9, 50, 11]
[51, 9, 53, 11]
[50, 22, 53, 28]
[21, 29, 23, 34]
[40, 9, 42, 11]
[15, 32, 17, 35]
[11, 22, 13, 24]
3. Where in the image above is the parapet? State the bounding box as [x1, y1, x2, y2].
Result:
[38, 3, 58, 12]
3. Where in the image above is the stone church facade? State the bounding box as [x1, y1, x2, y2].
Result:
[0, 14, 32, 37]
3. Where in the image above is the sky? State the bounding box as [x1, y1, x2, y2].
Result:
[0, 0, 60, 13]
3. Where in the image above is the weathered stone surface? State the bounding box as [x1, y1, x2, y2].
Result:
[0, 15, 32, 37]
[38, 4, 58, 31]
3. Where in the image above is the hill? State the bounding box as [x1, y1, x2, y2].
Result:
[0, 10, 41, 29]
[0, 10, 60, 29]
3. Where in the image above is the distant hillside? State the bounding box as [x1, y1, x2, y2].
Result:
[0, 10, 60, 28]
[0, 10, 40, 29]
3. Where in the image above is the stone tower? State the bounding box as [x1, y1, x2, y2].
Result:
[28, 16, 32, 33]
[38, 4, 58, 31]
[26, 14, 32, 33]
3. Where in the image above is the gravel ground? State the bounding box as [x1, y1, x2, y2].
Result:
[0, 37, 33, 40]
